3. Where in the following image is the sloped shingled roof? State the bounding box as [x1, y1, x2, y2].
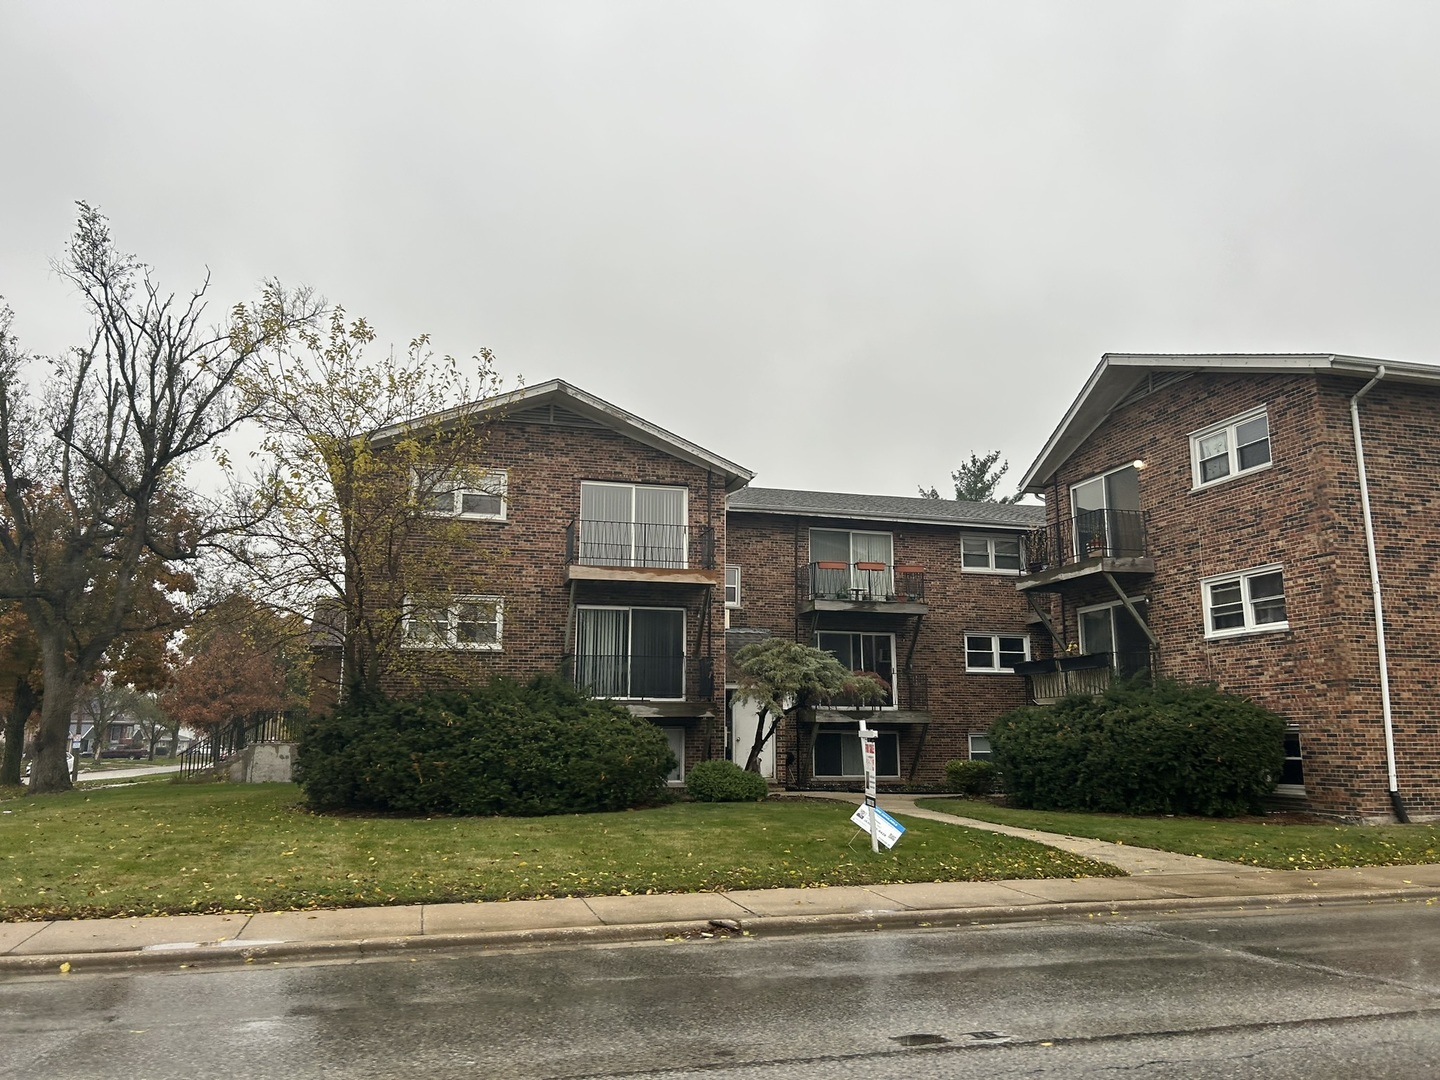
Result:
[727, 486, 1044, 529]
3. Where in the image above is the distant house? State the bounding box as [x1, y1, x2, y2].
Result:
[1015, 353, 1440, 822]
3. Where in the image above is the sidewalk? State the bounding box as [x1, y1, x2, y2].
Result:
[4, 799, 1437, 975]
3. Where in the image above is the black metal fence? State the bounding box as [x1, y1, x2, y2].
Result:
[796, 562, 926, 603]
[177, 713, 301, 781]
[1023, 509, 1148, 572]
[564, 520, 715, 570]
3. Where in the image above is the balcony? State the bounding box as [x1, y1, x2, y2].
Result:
[1016, 509, 1154, 593]
[571, 654, 716, 720]
[796, 562, 928, 615]
[565, 519, 718, 586]
[1013, 650, 1154, 705]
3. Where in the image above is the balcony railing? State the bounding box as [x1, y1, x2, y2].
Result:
[572, 653, 715, 700]
[1014, 650, 1154, 705]
[1022, 509, 1149, 573]
[565, 519, 716, 570]
[820, 670, 927, 711]
[797, 562, 926, 603]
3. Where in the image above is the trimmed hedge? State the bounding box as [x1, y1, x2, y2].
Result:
[945, 759, 1000, 797]
[990, 679, 1286, 817]
[295, 675, 676, 816]
[685, 759, 768, 802]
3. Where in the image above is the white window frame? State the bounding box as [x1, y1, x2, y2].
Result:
[1189, 407, 1272, 490]
[815, 630, 898, 708]
[575, 605, 687, 701]
[724, 565, 741, 608]
[1201, 564, 1289, 639]
[415, 467, 508, 521]
[808, 528, 895, 598]
[969, 734, 993, 761]
[662, 726, 685, 785]
[964, 632, 1031, 673]
[960, 533, 1023, 574]
[403, 595, 504, 650]
[579, 481, 689, 568]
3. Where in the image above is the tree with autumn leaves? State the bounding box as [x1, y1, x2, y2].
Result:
[0, 205, 317, 793]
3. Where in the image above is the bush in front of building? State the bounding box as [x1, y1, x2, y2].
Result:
[944, 759, 1000, 797]
[989, 679, 1286, 817]
[684, 759, 769, 802]
[296, 675, 676, 816]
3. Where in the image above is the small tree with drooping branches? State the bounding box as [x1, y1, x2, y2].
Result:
[733, 639, 889, 774]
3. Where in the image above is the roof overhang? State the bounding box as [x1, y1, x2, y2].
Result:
[371, 379, 755, 493]
[1020, 353, 1440, 493]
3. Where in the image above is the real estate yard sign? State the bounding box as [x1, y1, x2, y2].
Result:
[849, 803, 906, 849]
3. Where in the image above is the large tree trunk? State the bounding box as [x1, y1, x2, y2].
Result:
[743, 708, 780, 774]
[1, 676, 37, 786]
[28, 646, 84, 794]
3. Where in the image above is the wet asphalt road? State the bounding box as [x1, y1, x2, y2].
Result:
[2, 901, 1438, 1079]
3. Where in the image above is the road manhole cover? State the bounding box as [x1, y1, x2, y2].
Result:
[890, 1034, 950, 1047]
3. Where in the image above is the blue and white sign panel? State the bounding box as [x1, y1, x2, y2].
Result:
[849, 804, 906, 849]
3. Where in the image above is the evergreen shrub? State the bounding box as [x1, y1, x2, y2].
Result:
[685, 759, 769, 802]
[990, 679, 1286, 816]
[295, 675, 675, 816]
[944, 758, 1000, 797]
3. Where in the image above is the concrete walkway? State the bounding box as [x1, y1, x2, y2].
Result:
[3, 799, 1437, 975]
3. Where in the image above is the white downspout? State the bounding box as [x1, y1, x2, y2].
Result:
[1349, 365, 1408, 822]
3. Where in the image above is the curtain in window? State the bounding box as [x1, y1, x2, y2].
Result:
[634, 486, 686, 568]
[809, 529, 851, 598]
[579, 484, 633, 566]
[576, 608, 628, 697]
[850, 532, 894, 599]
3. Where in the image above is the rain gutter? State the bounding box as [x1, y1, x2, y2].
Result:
[1349, 365, 1409, 822]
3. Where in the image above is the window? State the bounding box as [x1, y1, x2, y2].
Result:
[1190, 409, 1271, 488]
[969, 734, 992, 761]
[964, 633, 1030, 672]
[662, 727, 685, 784]
[1202, 565, 1288, 638]
[1078, 599, 1152, 678]
[809, 529, 894, 599]
[579, 482, 687, 568]
[725, 565, 741, 608]
[1279, 728, 1304, 789]
[417, 468, 507, 520]
[813, 730, 899, 777]
[1070, 464, 1143, 558]
[816, 631, 895, 706]
[575, 606, 685, 699]
[961, 534, 1023, 573]
[404, 596, 503, 650]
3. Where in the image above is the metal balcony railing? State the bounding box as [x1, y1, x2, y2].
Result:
[820, 669, 927, 711]
[797, 562, 926, 603]
[572, 652, 687, 700]
[177, 713, 300, 781]
[565, 519, 715, 570]
[1014, 649, 1155, 705]
[1022, 509, 1149, 573]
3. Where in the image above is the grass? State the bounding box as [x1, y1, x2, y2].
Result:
[917, 798, 1440, 870]
[0, 784, 1121, 920]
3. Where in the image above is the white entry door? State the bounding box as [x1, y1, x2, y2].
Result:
[728, 693, 776, 779]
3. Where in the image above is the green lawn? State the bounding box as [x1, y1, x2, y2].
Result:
[0, 785, 1121, 920]
[917, 798, 1440, 870]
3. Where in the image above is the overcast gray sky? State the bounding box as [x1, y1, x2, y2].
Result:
[4, 1, 1439, 497]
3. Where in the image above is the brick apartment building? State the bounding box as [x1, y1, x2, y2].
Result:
[1016, 353, 1440, 822]
[335, 379, 1042, 791]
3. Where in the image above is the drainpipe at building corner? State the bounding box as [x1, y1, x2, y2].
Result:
[1350, 365, 1410, 823]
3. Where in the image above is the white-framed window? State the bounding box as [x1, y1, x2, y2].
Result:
[815, 631, 896, 706]
[1202, 565, 1288, 638]
[725, 565, 742, 608]
[404, 596, 503, 650]
[809, 528, 894, 599]
[1190, 408, 1271, 489]
[961, 534, 1023, 573]
[1078, 598, 1152, 678]
[964, 633, 1030, 673]
[575, 606, 686, 700]
[969, 734, 992, 761]
[1279, 726, 1304, 791]
[813, 729, 900, 778]
[416, 467, 508, 521]
[579, 482, 688, 568]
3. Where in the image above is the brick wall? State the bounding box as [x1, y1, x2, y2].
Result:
[726, 510, 1037, 787]
[1038, 369, 1440, 820]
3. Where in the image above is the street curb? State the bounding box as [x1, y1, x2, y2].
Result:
[3, 887, 1434, 977]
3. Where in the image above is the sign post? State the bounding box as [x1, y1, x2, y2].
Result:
[858, 719, 879, 853]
